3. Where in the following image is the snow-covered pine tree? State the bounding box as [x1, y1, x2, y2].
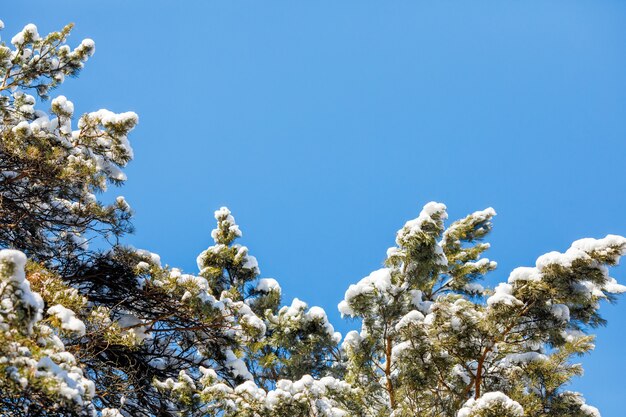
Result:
[2, 18, 625, 417]
[0, 20, 345, 416]
[0, 20, 140, 416]
[196, 207, 342, 388]
[152, 207, 348, 416]
[0, 21, 135, 268]
[338, 202, 626, 417]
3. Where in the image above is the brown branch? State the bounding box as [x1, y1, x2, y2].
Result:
[385, 335, 396, 409]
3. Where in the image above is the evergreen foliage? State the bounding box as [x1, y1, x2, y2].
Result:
[0, 20, 624, 417]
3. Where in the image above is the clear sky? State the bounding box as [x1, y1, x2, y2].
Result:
[5, 1, 626, 414]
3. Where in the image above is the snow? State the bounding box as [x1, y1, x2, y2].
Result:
[307, 306, 338, 338]
[341, 330, 362, 351]
[441, 208, 497, 247]
[500, 352, 547, 367]
[386, 246, 401, 259]
[235, 380, 266, 400]
[86, 109, 138, 129]
[0, 249, 28, 275]
[410, 289, 434, 314]
[571, 235, 626, 262]
[12, 120, 32, 135]
[47, 304, 86, 336]
[199, 366, 218, 382]
[463, 282, 485, 294]
[458, 391, 524, 417]
[256, 278, 281, 294]
[154, 370, 196, 394]
[473, 207, 497, 220]
[395, 310, 425, 332]
[172, 270, 209, 292]
[396, 202, 448, 246]
[198, 213, 259, 277]
[580, 404, 601, 417]
[135, 261, 150, 272]
[102, 409, 123, 417]
[117, 313, 150, 342]
[487, 283, 523, 307]
[536, 248, 590, 270]
[561, 328, 587, 343]
[0, 249, 44, 331]
[308, 306, 327, 320]
[465, 258, 497, 270]
[603, 277, 626, 294]
[452, 364, 471, 385]
[80, 38, 96, 55]
[534, 236, 626, 271]
[11, 23, 41, 46]
[434, 243, 448, 266]
[550, 303, 570, 322]
[214, 206, 234, 221]
[135, 249, 162, 268]
[241, 312, 266, 335]
[211, 207, 243, 240]
[51, 95, 74, 116]
[116, 196, 131, 212]
[262, 375, 350, 416]
[391, 340, 412, 360]
[36, 356, 95, 406]
[575, 280, 606, 299]
[338, 268, 393, 317]
[508, 267, 541, 283]
[160, 373, 348, 415]
[505, 235, 626, 303]
[196, 249, 211, 272]
[276, 299, 339, 340]
[224, 349, 253, 380]
[557, 392, 601, 417]
[242, 254, 259, 273]
[282, 298, 308, 317]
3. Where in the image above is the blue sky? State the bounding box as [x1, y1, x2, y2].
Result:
[5, 1, 626, 414]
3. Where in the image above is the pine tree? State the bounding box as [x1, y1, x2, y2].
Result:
[152, 207, 345, 416]
[337, 202, 625, 417]
[0, 20, 342, 416]
[0, 20, 137, 416]
[0, 21, 135, 268]
[1, 18, 625, 417]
